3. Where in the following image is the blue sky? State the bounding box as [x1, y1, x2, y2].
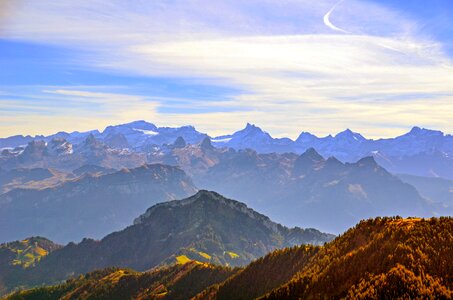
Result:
[0, 0, 452, 138]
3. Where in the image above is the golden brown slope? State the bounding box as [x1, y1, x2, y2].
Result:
[196, 245, 320, 300]
[262, 217, 452, 299]
[4, 262, 237, 300]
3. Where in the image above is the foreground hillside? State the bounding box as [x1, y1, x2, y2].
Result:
[0, 191, 332, 294]
[6, 263, 236, 300]
[4, 217, 452, 299]
[262, 217, 452, 299]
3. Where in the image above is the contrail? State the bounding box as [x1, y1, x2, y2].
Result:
[323, 0, 349, 33]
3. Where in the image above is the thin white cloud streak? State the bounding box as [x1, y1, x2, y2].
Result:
[0, 0, 452, 138]
[323, 0, 350, 33]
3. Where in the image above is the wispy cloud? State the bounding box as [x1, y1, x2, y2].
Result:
[0, 0, 452, 138]
[323, 0, 350, 33]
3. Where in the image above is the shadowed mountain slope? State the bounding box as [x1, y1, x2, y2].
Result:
[146, 138, 434, 233]
[192, 147, 431, 233]
[0, 164, 197, 243]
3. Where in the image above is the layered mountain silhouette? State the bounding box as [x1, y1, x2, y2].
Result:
[0, 122, 451, 267]
[0, 164, 197, 243]
[148, 141, 432, 233]
[1, 121, 452, 179]
[0, 137, 438, 235]
[5, 217, 452, 299]
[0, 191, 333, 293]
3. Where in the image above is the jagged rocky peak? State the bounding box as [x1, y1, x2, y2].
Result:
[104, 132, 129, 149]
[26, 140, 46, 149]
[301, 147, 324, 161]
[200, 136, 214, 150]
[325, 156, 343, 166]
[296, 131, 318, 143]
[241, 123, 266, 135]
[47, 138, 72, 156]
[245, 122, 259, 130]
[293, 148, 325, 175]
[406, 126, 444, 137]
[321, 156, 345, 172]
[173, 136, 187, 148]
[48, 138, 66, 145]
[21, 140, 47, 158]
[355, 156, 378, 168]
[83, 134, 104, 148]
[335, 128, 365, 141]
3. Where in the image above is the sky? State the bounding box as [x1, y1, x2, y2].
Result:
[0, 0, 453, 139]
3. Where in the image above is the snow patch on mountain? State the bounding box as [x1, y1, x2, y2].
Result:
[133, 128, 159, 136]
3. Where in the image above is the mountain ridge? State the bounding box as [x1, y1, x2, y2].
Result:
[2, 121, 452, 179]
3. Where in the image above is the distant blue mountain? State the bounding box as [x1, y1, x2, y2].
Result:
[0, 121, 208, 152]
[99, 120, 208, 150]
[211, 124, 453, 179]
[1, 121, 452, 178]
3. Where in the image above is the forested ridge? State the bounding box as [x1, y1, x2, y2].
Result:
[263, 217, 452, 299]
[5, 262, 236, 300]
[3, 217, 452, 299]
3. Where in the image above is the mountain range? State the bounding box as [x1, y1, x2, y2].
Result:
[1, 136, 448, 237]
[0, 191, 333, 295]
[4, 216, 452, 299]
[146, 140, 438, 233]
[1, 121, 452, 179]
